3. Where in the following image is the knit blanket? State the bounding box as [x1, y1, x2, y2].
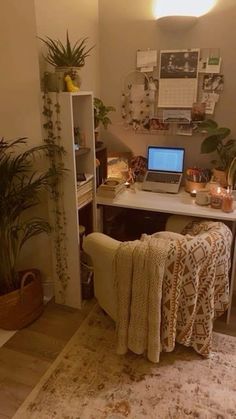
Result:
[114, 221, 232, 363]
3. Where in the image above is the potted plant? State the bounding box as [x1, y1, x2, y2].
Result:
[199, 119, 236, 187]
[94, 97, 115, 147]
[39, 31, 95, 91]
[0, 137, 61, 330]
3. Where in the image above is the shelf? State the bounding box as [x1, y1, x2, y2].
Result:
[75, 147, 90, 156]
[78, 198, 93, 210]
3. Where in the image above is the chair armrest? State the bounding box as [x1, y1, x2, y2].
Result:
[83, 232, 120, 321]
[83, 232, 121, 263]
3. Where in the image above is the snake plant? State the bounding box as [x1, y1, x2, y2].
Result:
[39, 31, 95, 68]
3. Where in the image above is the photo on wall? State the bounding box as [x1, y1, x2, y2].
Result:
[203, 74, 224, 91]
[160, 50, 199, 79]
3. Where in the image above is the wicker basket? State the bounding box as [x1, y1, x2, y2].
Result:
[0, 269, 44, 330]
[185, 179, 207, 193]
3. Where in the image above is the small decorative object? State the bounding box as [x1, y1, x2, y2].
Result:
[222, 187, 234, 213]
[74, 126, 80, 149]
[199, 119, 236, 187]
[130, 155, 147, 182]
[196, 189, 210, 206]
[65, 75, 79, 92]
[190, 189, 197, 197]
[210, 186, 223, 209]
[39, 31, 95, 91]
[107, 152, 131, 180]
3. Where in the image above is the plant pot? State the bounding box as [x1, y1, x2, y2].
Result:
[55, 67, 81, 91]
[94, 129, 104, 149]
[0, 269, 44, 330]
[44, 68, 81, 92]
[185, 179, 207, 193]
[213, 168, 227, 188]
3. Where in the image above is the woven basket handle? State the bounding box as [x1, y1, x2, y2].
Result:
[20, 271, 37, 302]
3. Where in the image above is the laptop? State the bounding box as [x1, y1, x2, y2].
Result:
[142, 146, 185, 194]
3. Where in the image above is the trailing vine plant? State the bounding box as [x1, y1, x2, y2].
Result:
[42, 78, 70, 301]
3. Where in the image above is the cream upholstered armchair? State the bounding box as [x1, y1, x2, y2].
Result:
[83, 215, 196, 321]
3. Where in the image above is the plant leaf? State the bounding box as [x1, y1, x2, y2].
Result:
[201, 135, 221, 153]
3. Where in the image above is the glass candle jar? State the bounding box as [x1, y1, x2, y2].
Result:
[222, 187, 234, 213]
[210, 186, 223, 209]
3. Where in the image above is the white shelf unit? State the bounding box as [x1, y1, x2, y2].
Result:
[49, 91, 97, 309]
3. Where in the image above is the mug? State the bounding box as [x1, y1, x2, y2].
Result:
[196, 190, 210, 206]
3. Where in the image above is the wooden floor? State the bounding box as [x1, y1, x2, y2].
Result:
[0, 297, 235, 419]
[0, 298, 96, 419]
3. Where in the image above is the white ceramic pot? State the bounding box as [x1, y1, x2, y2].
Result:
[55, 67, 81, 91]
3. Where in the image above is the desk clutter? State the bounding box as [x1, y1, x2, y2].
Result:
[185, 167, 234, 212]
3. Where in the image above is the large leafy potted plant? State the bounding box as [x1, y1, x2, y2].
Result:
[0, 137, 61, 330]
[94, 97, 115, 147]
[39, 31, 95, 91]
[199, 119, 236, 186]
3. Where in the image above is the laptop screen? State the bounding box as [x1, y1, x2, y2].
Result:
[147, 146, 185, 173]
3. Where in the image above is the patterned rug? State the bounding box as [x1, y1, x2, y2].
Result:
[13, 306, 236, 419]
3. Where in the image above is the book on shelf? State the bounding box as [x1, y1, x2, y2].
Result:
[77, 174, 93, 197]
[97, 178, 125, 198]
[77, 190, 93, 209]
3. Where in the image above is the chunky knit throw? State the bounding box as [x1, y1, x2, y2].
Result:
[114, 221, 232, 363]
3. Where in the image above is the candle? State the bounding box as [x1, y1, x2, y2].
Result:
[190, 189, 197, 197]
[210, 186, 223, 209]
[222, 187, 234, 213]
[124, 181, 130, 188]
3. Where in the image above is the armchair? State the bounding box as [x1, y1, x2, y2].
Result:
[83, 215, 196, 320]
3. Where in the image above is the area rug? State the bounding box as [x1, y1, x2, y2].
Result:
[13, 306, 236, 419]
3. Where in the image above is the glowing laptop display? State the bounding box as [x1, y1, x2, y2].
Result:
[142, 146, 185, 194]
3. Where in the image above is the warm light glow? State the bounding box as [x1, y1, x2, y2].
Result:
[217, 186, 222, 194]
[153, 0, 217, 19]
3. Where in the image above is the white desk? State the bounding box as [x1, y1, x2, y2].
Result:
[97, 184, 236, 323]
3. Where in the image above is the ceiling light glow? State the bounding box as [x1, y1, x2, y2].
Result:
[153, 0, 217, 19]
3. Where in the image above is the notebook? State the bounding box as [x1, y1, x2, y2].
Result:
[142, 146, 185, 194]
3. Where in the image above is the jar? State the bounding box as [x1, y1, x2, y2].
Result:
[210, 186, 223, 209]
[222, 187, 234, 213]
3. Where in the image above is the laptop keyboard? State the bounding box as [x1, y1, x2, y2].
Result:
[146, 172, 181, 184]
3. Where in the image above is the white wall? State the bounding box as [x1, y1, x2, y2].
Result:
[0, 0, 53, 281]
[34, 0, 100, 95]
[0, 1, 42, 142]
[99, 0, 236, 170]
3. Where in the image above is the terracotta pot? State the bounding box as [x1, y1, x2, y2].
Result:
[213, 168, 227, 188]
[0, 269, 44, 330]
